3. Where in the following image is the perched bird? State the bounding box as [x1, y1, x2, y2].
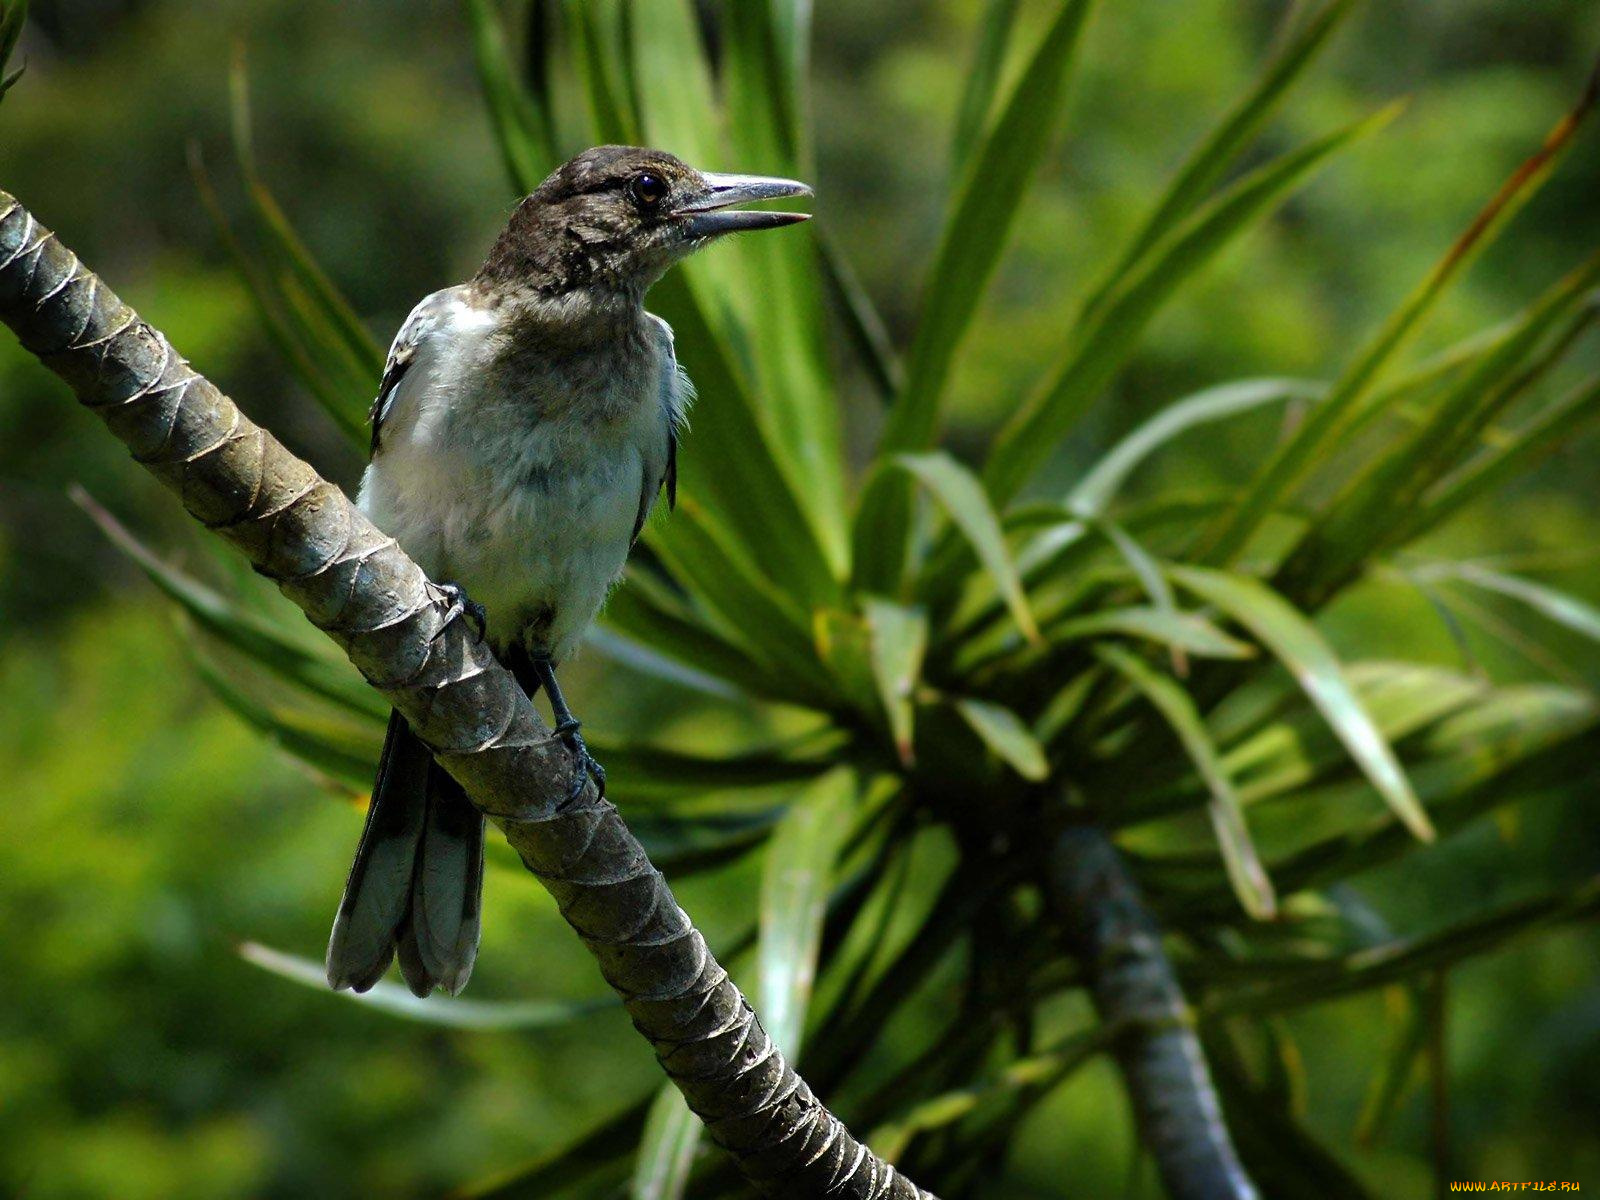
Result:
[326, 146, 812, 998]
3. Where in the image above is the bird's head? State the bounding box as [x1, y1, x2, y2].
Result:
[476, 145, 811, 299]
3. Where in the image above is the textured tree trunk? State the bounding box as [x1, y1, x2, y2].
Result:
[0, 190, 935, 1200]
[1048, 826, 1259, 1200]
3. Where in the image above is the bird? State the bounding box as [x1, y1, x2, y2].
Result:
[325, 146, 812, 998]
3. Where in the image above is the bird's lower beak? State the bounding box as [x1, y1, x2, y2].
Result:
[676, 173, 813, 237]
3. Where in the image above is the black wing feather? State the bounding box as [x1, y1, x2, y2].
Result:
[631, 327, 683, 545]
[666, 430, 678, 511]
[370, 290, 456, 456]
[369, 349, 415, 456]
[631, 428, 676, 546]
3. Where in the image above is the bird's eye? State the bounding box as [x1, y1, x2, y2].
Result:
[628, 172, 669, 209]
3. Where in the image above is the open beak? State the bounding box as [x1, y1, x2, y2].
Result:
[676, 173, 813, 237]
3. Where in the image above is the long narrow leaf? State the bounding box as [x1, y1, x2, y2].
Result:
[1390, 285, 1599, 497]
[720, 1, 845, 551]
[630, 1087, 701, 1200]
[892, 451, 1039, 642]
[1210, 875, 1600, 1016]
[1099, 515, 1190, 672]
[1169, 565, 1434, 841]
[76, 488, 386, 720]
[763, 0, 812, 154]
[616, 3, 844, 592]
[986, 101, 1401, 503]
[1280, 250, 1600, 601]
[1217, 661, 1486, 808]
[760, 767, 857, 1056]
[956, 599, 1256, 681]
[240, 942, 611, 1028]
[952, 697, 1048, 781]
[584, 627, 745, 702]
[864, 600, 929, 766]
[581, 739, 831, 803]
[464, 0, 557, 193]
[565, 0, 639, 144]
[229, 56, 385, 389]
[192, 654, 381, 786]
[1036, 668, 1103, 746]
[813, 605, 879, 716]
[1426, 563, 1600, 645]
[818, 229, 903, 400]
[648, 274, 843, 604]
[602, 571, 810, 704]
[188, 147, 370, 446]
[884, 0, 1096, 454]
[949, 0, 1021, 169]
[1200, 57, 1600, 564]
[1067, 378, 1326, 517]
[1054, 607, 1255, 660]
[1413, 371, 1600, 538]
[647, 498, 821, 682]
[868, 1028, 1109, 1163]
[1094, 644, 1276, 918]
[1166, 687, 1596, 923]
[0, 0, 28, 101]
[1076, 0, 1359, 322]
[1354, 986, 1427, 1146]
[854, 0, 1096, 593]
[628, 0, 719, 164]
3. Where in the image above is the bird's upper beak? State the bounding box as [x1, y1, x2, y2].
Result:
[675, 173, 813, 238]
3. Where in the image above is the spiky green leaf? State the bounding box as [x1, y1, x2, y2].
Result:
[464, 0, 557, 193]
[1095, 643, 1276, 919]
[890, 451, 1039, 642]
[759, 767, 857, 1056]
[987, 101, 1402, 503]
[1169, 565, 1434, 841]
[630, 1086, 701, 1200]
[77, 488, 386, 720]
[884, 0, 1096, 453]
[1075, 0, 1359, 321]
[1200, 66, 1600, 564]
[864, 600, 929, 765]
[953, 697, 1048, 781]
[240, 942, 610, 1028]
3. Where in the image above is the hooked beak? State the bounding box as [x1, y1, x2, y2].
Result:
[676, 172, 813, 238]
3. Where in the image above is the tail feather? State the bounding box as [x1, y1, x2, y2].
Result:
[326, 711, 485, 996]
[327, 711, 429, 991]
[394, 916, 432, 998]
[406, 764, 485, 996]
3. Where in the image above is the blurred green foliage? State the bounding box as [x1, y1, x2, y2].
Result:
[2, 2, 1599, 1198]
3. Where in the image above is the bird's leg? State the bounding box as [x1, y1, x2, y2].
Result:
[433, 581, 487, 644]
[531, 656, 606, 802]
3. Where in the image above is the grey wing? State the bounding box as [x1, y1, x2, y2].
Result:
[633, 316, 693, 545]
[369, 289, 458, 457]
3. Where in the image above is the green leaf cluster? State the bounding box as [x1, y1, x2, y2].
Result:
[87, 2, 1600, 1192]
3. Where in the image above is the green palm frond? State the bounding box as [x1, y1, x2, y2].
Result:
[89, 3, 1600, 1193]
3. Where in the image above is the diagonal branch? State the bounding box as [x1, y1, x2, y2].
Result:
[0, 189, 935, 1200]
[1047, 825, 1259, 1200]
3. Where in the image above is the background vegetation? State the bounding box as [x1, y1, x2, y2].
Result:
[2, 1, 1598, 1197]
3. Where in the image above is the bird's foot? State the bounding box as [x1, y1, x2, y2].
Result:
[434, 581, 487, 644]
[552, 717, 606, 803]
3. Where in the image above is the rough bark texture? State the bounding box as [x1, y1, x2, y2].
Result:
[1049, 826, 1258, 1200]
[0, 190, 934, 1200]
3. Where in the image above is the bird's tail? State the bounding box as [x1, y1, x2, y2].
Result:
[326, 710, 486, 997]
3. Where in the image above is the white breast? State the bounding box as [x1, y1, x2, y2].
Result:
[357, 288, 677, 662]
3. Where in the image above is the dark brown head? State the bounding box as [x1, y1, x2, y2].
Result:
[475, 146, 811, 297]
